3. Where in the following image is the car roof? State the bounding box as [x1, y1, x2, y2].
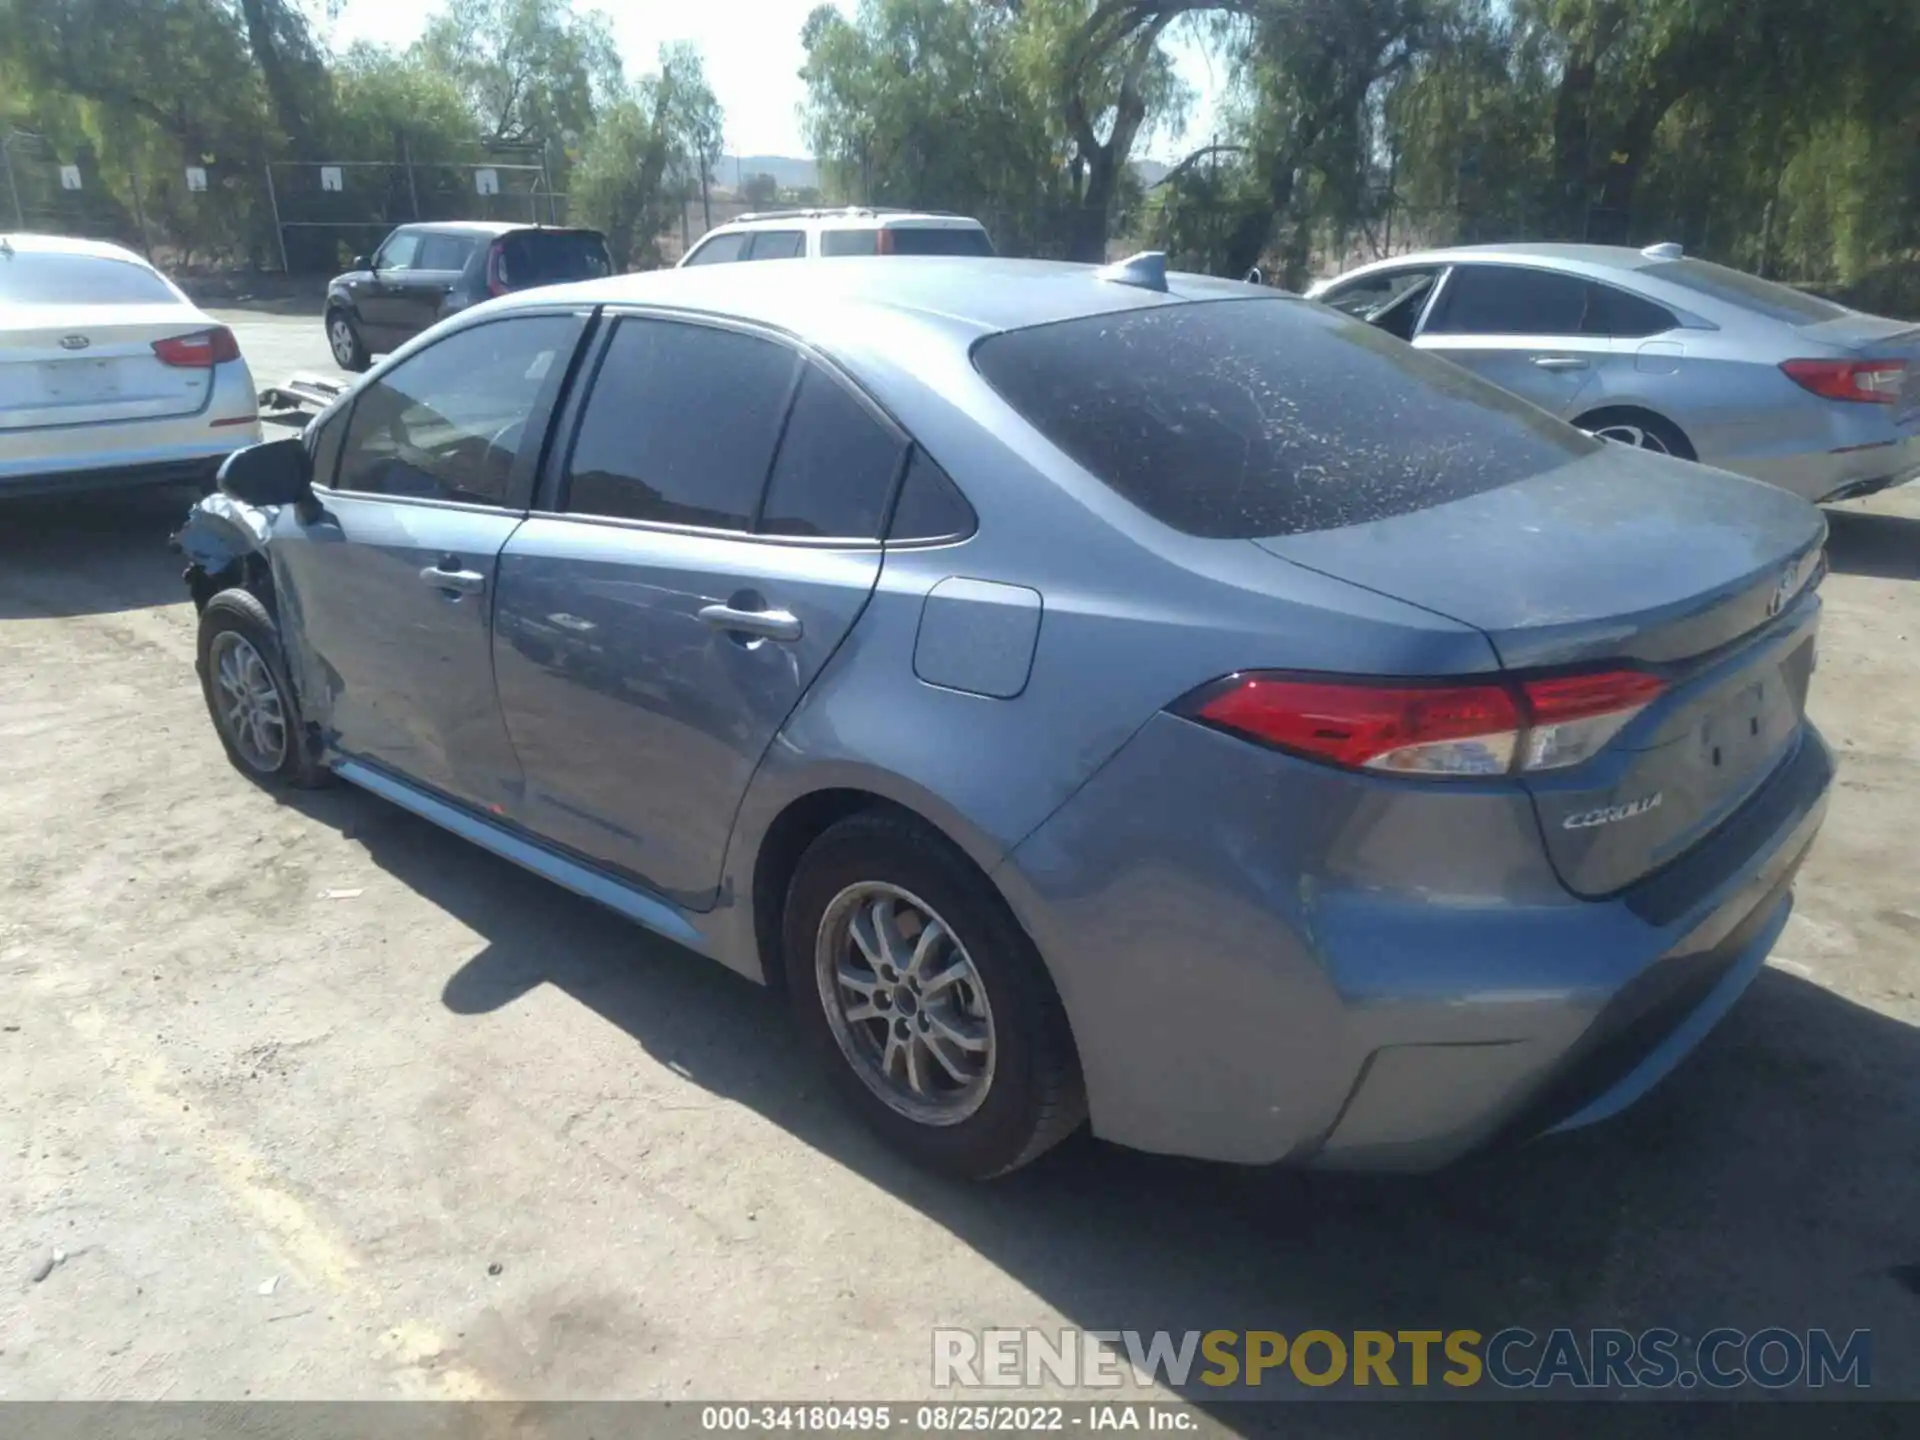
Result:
[1337, 242, 1666, 279]
[714, 208, 986, 231]
[518, 256, 1269, 341]
[0, 231, 155, 265]
[395, 221, 596, 238]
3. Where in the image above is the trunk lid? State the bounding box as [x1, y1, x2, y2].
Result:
[0, 304, 217, 431]
[1255, 446, 1827, 895]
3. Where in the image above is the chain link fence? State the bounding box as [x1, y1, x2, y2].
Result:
[3, 130, 570, 275]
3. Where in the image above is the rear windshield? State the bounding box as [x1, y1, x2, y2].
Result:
[497, 231, 613, 287]
[0, 253, 177, 305]
[886, 226, 994, 257]
[1644, 258, 1850, 325]
[972, 298, 1597, 539]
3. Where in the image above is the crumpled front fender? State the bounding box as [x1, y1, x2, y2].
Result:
[172, 491, 273, 576]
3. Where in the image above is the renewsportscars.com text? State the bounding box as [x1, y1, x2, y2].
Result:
[932, 1327, 1872, 1391]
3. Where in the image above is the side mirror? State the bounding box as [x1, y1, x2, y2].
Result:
[359, 254, 376, 271]
[218, 435, 312, 508]
[1244, 266, 1264, 286]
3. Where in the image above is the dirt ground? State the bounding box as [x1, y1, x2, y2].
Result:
[1, 310, 1916, 1415]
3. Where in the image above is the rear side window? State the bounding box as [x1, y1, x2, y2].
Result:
[685, 233, 747, 265]
[972, 298, 1596, 539]
[884, 227, 993, 257]
[498, 231, 611, 287]
[564, 318, 799, 531]
[821, 230, 880, 257]
[0, 253, 177, 305]
[759, 366, 906, 538]
[745, 230, 806, 261]
[1585, 284, 1676, 338]
[887, 449, 975, 542]
[1644, 258, 1850, 325]
[416, 234, 477, 271]
[1428, 265, 1589, 335]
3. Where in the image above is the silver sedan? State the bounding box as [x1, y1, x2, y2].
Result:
[1309, 242, 1920, 503]
[1, 233, 262, 498]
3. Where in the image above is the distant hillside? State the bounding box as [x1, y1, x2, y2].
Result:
[718, 155, 1175, 196]
[720, 155, 820, 191]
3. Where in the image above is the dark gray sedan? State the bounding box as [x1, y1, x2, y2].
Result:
[178, 255, 1832, 1179]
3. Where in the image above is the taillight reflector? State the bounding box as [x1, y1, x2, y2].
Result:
[485, 240, 509, 296]
[1780, 358, 1905, 405]
[152, 327, 240, 367]
[1184, 668, 1665, 778]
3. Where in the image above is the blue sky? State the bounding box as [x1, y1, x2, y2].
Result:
[328, 0, 1226, 161]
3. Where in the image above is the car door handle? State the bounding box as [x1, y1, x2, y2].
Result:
[1532, 355, 1590, 371]
[419, 561, 487, 596]
[698, 603, 803, 642]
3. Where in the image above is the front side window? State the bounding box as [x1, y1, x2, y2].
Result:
[684, 233, 747, 266]
[563, 318, 799, 530]
[375, 231, 422, 271]
[973, 297, 1594, 539]
[332, 315, 575, 506]
[1427, 265, 1591, 336]
[1319, 269, 1435, 322]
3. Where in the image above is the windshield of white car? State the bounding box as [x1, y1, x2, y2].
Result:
[1644, 258, 1851, 325]
[0, 253, 179, 306]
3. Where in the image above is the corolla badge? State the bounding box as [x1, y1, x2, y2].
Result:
[58, 334, 91, 350]
[1563, 793, 1663, 830]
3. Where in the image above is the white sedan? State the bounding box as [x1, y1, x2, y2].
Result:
[1, 233, 262, 498]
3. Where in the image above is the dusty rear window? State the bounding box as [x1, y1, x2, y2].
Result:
[971, 297, 1595, 538]
[1644, 258, 1849, 325]
[0, 253, 178, 305]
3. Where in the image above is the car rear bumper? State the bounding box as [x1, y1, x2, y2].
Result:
[1721, 425, 1920, 504]
[0, 360, 261, 498]
[998, 712, 1833, 1170]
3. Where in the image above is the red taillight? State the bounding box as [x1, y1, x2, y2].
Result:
[875, 228, 895, 255]
[485, 240, 509, 296]
[151, 327, 240, 367]
[1780, 358, 1905, 405]
[1185, 668, 1664, 778]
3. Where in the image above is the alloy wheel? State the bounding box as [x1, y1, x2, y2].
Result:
[328, 315, 357, 368]
[1590, 422, 1673, 455]
[815, 882, 997, 1126]
[209, 631, 288, 773]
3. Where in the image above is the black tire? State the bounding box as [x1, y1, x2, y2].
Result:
[1576, 406, 1696, 461]
[325, 307, 371, 372]
[196, 588, 331, 789]
[782, 811, 1086, 1180]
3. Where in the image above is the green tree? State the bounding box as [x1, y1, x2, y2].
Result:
[571, 43, 723, 269]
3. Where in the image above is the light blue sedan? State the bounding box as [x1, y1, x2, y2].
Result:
[1310, 242, 1920, 503]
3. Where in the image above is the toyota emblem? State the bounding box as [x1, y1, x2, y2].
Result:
[58, 334, 91, 351]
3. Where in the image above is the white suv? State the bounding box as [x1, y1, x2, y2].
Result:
[679, 208, 994, 266]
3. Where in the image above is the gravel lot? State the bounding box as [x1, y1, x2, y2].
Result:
[1, 308, 1916, 1412]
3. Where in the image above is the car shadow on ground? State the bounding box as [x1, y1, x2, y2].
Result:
[0, 486, 200, 619]
[281, 783, 1920, 1419]
[1823, 504, 1920, 582]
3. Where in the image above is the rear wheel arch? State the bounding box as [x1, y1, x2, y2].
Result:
[1574, 404, 1697, 461]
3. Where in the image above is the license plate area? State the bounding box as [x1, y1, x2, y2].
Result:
[40, 359, 123, 403]
[1697, 672, 1795, 775]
